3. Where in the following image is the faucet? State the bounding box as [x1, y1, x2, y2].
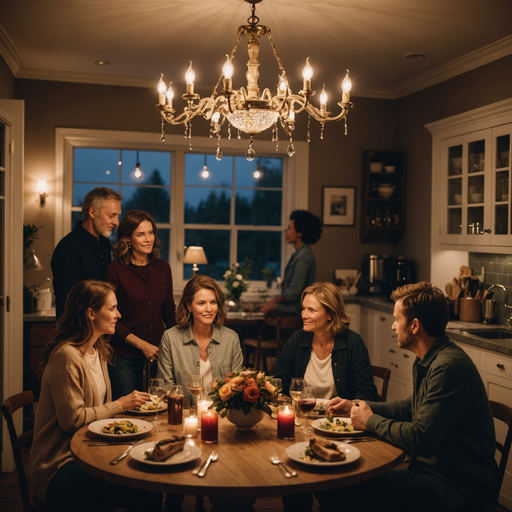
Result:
[486, 285, 512, 327]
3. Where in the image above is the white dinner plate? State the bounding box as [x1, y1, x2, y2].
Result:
[311, 417, 364, 436]
[130, 441, 202, 466]
[312, 399, 329, 415]
[126, 401, 168, 416]
[88, 418, 153, 439]
[285, 441, 360, 466]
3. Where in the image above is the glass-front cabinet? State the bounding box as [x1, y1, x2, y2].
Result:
[441, 124, 512, 246]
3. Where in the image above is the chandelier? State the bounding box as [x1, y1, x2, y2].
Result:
[155, 0, 353, 161]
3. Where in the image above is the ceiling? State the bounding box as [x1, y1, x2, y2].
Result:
[1, 0, 512, 99]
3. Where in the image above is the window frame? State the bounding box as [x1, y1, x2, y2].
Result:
[55, 128, 309, 294]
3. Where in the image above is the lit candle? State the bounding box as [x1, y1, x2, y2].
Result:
[197, 400, 213, 430]
[201, 410, 218, 444]
[342, 69, 352, 103]
[185, 61, 195, 95]
[302, 57, 313, 92]
[183, 416, 198, 437]
[277, 404, 295, 439]
[320, 84, 328, 113]
[222, 54, 234, 92]
[157, 73, 167, 105]
[166, 82, 174, 108]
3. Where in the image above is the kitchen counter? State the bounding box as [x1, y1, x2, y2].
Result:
[24, 308, 56, 322]
[446, 322, 512, 357]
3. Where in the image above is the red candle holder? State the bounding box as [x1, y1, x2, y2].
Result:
[277, 404, 295, 439]
[201, 410, 218, 443]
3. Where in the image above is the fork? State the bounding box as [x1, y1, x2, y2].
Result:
[268, 449, 297, 477]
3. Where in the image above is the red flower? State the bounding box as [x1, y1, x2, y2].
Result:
[243, 386, 260, 403]
[246, 378, 256, 387]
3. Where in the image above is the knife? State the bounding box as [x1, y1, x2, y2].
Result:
[110, 439, 143, 465]
[192, 456, 209, 476]
[197, 453, 214, 477]
[87, 442, 134, 446]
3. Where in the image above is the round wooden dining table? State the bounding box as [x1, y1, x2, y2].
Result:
[71, 413, 404, 510]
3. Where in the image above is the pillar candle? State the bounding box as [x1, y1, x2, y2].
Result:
[201, 410, 218, 443]
[197, 400, 213, 430]
[277, 404, 295, 439]
[183, 416, 198, 437]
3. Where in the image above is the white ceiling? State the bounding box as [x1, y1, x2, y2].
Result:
[1, 0, 512, 99]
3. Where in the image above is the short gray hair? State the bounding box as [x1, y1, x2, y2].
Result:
[82, 187, 122, 219]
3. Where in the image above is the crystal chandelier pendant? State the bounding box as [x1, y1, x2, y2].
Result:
[246, 136, 256, 161]
[287, 139, 295, 157]
[216, 146, 223, 161]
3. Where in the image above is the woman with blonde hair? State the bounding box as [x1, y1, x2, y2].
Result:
[105, 209, 176, 399]
[272, 281, 377, 400]
[157, 274, 243, 399]
[29, 280, 160, 510]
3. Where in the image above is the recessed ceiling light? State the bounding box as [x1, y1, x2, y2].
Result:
[404, 53, 426, 60]
[95, 61, 111, 66]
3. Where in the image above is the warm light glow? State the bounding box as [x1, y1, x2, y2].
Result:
[185, 61, 195, 84]
[342, 70, 352, 93]
[279, 76, 287, 93]
[200, 166, 211, 180]
[320, 84, 328, 105]
[253, 169, 262, 180]
[37, 180, 48, 195]
[302, 57, 313, 80]
[226, 109, 279, 134]
[287, 110, 295, 122]
[166, 82, 174, 101]
[134, 167, 143, 179]
[212, 111, 221, 123]
[157, 73, 167, 94]
[222, 55, 234, 79]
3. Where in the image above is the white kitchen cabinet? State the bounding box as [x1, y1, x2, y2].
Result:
[346, 303, 360, 335]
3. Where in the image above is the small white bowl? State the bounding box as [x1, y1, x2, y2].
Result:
[454, 194, 462, 205]
[472, 193, 484, 203]
[369, 162, 384, 173]
[451, 158, 462, 173]
[384, 166, 396, 173]
[377, 186, 394, 199]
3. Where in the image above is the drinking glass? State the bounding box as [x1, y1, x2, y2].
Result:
[189, 375, 204, 417]
[167, 384, 184, 425]
[289, 378, 305, 426]
[298, 386, 316, 433]
[148, 378, 166, 425]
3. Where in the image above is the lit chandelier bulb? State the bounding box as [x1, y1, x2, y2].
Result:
[222, 55, 234, 79]
[288, 110, 295, 123]
[157, 73, 167, 105]
[212, 111, 221, 124]
[320, 84, 328, 109]
[185, 61, 195, 84]
[279, 76, 287, 94]
[166, 82, 174, 106]
[302, 58, 313, 80]
[342, 69, 352, 103]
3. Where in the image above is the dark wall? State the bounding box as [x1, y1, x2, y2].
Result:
[0, 55, 15, 99]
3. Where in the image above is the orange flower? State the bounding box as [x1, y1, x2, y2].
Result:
[219, 384, 233, 401]
[246, 378, 256, 387]
[264, 381, 275, 394]
[230, 376, 245, 386]
[243, 386, 260, 402]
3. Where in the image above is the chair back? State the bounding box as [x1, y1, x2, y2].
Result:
[371, 365, 391, 402]
[489, 400, 512, 512]
[1, 390, 36, 512]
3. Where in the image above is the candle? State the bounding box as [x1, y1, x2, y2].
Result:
[197, 400, 213, 430]
[201, 410, 218, 444]
[183, 416, 198, 437]
[277, 404, 295, 439]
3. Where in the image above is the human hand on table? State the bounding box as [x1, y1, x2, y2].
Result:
[327, 397, 353, 415]
[349, 400, 373, 431]
[118, 390, 151, 410]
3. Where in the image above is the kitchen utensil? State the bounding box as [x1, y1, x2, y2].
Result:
[197, 450, 218, 477]
[86, 442, 134, 446]
[343, 438, 377, 444]
[110, 439, 143, 465]
[369, 162, 384, 173]
[459, 298, 482, 322]
[459, 266, 472, 280]
[452, 278, 462, 299]
[446, 283, 453, 299]
[482, 299, 497, 324]
[268, 449, 296, 477]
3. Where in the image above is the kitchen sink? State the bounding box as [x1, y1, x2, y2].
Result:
[463, 329, 512, 340]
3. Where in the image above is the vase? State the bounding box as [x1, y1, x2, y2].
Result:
[226, 408, 265, 431]
[226, 296, 242, 312]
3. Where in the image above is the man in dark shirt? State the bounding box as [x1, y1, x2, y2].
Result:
[51, 187, 122, 318]
[323, 282, 498, 512]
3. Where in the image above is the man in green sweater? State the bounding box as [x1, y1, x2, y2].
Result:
[325, 281, 498, 512]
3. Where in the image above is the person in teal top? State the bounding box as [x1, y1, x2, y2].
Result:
[259, 209, 322, 316]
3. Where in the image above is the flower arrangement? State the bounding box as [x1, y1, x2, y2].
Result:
[223, 257, 253, 302]
[208, 369, 279, 417]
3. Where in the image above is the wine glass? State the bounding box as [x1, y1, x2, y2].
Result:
[148, 378, 166, 425]
[298, 386, 316, 433]
[188, 375, 204, 417]
[289, 378, 305, 426]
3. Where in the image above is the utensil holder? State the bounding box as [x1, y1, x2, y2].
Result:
[459, 298, 482, 322]
[482, 299, 497, 324]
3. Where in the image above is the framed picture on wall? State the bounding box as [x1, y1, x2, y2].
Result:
[322, 186, 356, 226]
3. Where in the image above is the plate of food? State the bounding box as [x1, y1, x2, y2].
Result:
[88, 418, 153, 439]
[311, 416, 364, 435]
[285, 438, 360, 466]
[130, 437, 201, 466]
[126, 401, 168, 415]
[312, 399, 329, 415]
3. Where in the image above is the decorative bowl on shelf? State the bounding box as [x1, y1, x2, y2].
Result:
[377, 185, 395, 199]
[384, 165, 396, 173]
[369, 162, 384, 173]
[472, 193, 484, 203]
[451, 157, 462, 173]
[454, 194, 462, 204]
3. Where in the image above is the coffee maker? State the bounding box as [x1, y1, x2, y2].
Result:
[360, 254, 415, 296]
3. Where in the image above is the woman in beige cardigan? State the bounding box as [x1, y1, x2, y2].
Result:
[29, 280, 162, 511]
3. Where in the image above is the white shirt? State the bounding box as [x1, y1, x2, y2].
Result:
[200, 357, 213, 389]
[85, 348, 106, 404]
[304, 349, 337, 399]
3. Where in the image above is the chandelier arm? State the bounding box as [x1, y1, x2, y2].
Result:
[304, 102, 353, 123]
[213, 27, 245, 96]
[265, 30, 286, 75]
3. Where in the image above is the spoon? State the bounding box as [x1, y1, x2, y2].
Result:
[193, 451, 219, 476]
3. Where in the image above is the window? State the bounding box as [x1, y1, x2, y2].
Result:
[56, 129, 309, 292]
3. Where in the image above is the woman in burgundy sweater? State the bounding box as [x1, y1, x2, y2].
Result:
[105, 210, 176, 399]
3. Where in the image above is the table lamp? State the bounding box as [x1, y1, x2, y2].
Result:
[183, 246, 208, 276]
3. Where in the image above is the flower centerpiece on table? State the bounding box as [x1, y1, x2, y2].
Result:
[223, 257, 253, 308]
[208, 369, 279, 418]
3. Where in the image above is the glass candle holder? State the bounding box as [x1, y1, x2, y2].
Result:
[277, 404, 295, 440]
[183, 416, 198, 437]
[167, 385, 184, 425]
[197, 400, 213, 431]
[201, 410, 218, 443]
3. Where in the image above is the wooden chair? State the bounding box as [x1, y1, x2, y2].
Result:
[243, 315, 302, 372]
[371, 365, 391, 402]
[488, 400, 512, 512]
[1, 390, 67, 512]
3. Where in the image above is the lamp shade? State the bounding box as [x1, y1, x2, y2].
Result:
[183, 246, 208, 265]
[24, 250, 43, 272]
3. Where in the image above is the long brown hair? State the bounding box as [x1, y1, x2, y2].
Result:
[301, 281, 350, 336]
[113, 210, 162, 265]
[176, 275, 226, 328]
[43, 280, 116, 363]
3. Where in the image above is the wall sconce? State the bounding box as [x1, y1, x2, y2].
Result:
[37, 180, 49, 205]
[183, 246, 208, 276]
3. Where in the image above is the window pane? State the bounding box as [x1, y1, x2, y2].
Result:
[185, 154, 233, 186]
[237, 230, 281, 280]
[73, 183, 120, 208]
[185, 188, 231, 224]
[184, 229, 230, 280]
[74, 148, 120, 183]
[156, 228, 170, 263]
[121, 150, 171, 186]
[235, 189, 282, 226]
[121, 184, 170, 223]
[235, 157, 283, 188]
